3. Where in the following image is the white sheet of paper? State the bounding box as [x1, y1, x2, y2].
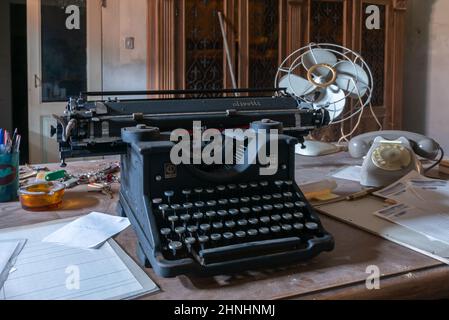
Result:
[42, 212, 131, 249]
[374, 204, 449, 245]
[0, 219, 158, 300]
[373, 171, 434, 198]
[331, 166, 362, 182]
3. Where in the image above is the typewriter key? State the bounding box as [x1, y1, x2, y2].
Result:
[216, 185, 226, 192]
[182, 189, 192, 199]
[200, 224, 211, 233]
[183, 202, 193, 214]
[282, 224, 293, 232]
[187, 225, 198, 234]
[236, 231, 246, 239]
[193, 212, 204, 224]
[230, 198, 239, 204]
[247, 229, 258, 237]
[207, 200, 217, 207]
[263, 195, 272, 201]
[250, 182, 259, 188]
[239, 184, 248, 190]
[285, 181, 293, 187]
[223, 232, 234, 240]
[240, 207, 251, 215]
[168, 215, 179, 229]
[275, 180, 284, 188]
[217, 210, 228, 218]
[171, 204, 181, 215]
[175, 226, 186, 238]
[263, 205, 273, 212]
[218, 199, 228, 205]
[306, 222, 319, 231]
[274, 204, 284, 211]
[198, 236, 209, 250]
[206, 188, 215, 195]
[227, 184, 237, 191]
[194, 187, 203, 194]
[211, 233, 222, 243]
[271, 226, 281, 234]
[229, 209, 239, 217]
[252, 206, 262, 214]
[251, 195, 262, 202]
[260, 181, 269, 187]
[282, 213, 293, 221]
[237, 219, 248, 227]
[164, 191, 174, 204]
[283, 192, 293, 198]
[180, 214, 191, 225]
[285, 202, 294, 209]
[293, 223, 304, 231]
[206, 211, 217, 219]
[295, 201, 307, 208]
[152, 198, 163, 205]
[273, 194, 283, 200]
[213, 222, 224, 230]
[293, 212, 304, 220]
[160, 228, 171, 238]
[259, 227, 270, 235]
[260, 216, 271, 224]
[185, 237, 196, 253]
[240, 197, 250, 203]
[169, 241, 183, 257]
[271, 215, 282, 223]
[195, 201, 205, 209]
[225, 220, 236, 229]
[248, 218, 259, 226]
[159, 204, 169, 219]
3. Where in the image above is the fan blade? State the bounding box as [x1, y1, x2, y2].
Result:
[312, 85, 346, 122]
[279, 74, 316, 97]
[302, 49, 338, 77]
[334, 61, 369, 98]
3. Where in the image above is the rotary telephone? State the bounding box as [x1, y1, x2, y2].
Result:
[349, 131, 442, 187]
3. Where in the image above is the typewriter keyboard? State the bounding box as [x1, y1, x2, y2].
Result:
[151, 180, 325, 265]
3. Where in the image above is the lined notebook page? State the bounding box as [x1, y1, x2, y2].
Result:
[0, 219, 158, 300]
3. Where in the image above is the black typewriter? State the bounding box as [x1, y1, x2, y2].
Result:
[53, 88, 335, 277]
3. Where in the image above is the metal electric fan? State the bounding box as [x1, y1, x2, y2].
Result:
[274, 43, 375, 156]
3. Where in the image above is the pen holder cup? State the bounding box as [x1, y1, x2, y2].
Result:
[0, 152, 19, 202]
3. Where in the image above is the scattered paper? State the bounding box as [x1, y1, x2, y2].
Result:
[373, 171, 449, 246]
[375, 204, 449, 245]
[0, 219, 158, 300]
[42, 212, 131, 249]
[331, 166, 362, 182]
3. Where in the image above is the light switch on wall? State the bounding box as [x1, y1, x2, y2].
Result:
[125, 37, 135, 50]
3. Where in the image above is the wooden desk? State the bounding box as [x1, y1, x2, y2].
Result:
[1, 154, 448, 300]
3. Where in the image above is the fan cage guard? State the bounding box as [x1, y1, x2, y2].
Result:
[274, 43, 374, 126]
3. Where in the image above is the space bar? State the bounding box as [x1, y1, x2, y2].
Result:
[198, 237, 302, 265]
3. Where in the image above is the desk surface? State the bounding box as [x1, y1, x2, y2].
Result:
[1, 153, 448, 300]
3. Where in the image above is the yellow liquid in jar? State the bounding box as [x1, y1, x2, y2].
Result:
[19, 182, 65, 211]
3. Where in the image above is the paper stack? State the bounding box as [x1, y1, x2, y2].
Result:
[374, 171, 449, 245]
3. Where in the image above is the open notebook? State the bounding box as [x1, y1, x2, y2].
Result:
[0, 219, 159, 300]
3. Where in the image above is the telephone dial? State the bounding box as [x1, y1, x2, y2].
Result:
[349, 131, 442, 187]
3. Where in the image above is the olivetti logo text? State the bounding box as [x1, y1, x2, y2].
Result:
[232, 100, 262, 108]
[170, 121, 279, 176]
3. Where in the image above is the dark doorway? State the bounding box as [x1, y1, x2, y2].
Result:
[10, 2, 29, 164]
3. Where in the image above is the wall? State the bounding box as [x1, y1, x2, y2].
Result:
[404, 0, 449, 152]
[102, 0, 148, 93]
[0, 0, 13, 131]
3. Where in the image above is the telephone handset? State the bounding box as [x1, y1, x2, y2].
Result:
[349, 131, 441, 187]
